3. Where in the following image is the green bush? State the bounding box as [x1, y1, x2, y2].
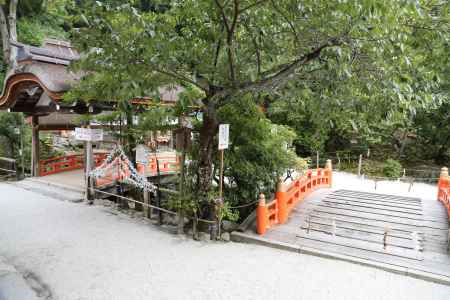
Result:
[382, 159, 403, 178]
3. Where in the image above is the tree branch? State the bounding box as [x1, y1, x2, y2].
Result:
[243, 21, 261, 77]
[269, 0, 299, 46]
[240, 0, 268, 13]
[154, 68, 208, 92]
[226, 0, 240, 85]
[216, 37, 343, 99]
[214, 0, 230, 32]
[211, 27, 224, 83]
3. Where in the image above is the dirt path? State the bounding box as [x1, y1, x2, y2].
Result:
[0, 181, 449, 300]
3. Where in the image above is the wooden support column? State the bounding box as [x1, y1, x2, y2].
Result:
[84, 126, 95, 203]
[143, 190, 150, 218]
[31, 116, 40, 177]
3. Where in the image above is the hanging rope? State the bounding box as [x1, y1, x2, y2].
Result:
[89, 145, 157, 192]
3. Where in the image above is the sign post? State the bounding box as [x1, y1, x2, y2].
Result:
[218, 124, 229, 199]
[75, 127, 103, 202]
[214, 124, 229, 240]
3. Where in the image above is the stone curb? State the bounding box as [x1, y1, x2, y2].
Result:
[27, 177, 85, 194]
[230, 231, 450, 286]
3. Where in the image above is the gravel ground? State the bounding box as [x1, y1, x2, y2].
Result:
[0, 174, 449, 300]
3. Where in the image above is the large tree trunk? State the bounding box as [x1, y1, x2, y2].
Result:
[197, 101, 219, 220]
[8, 0, 18, 68]
[0, 6, 10, 64]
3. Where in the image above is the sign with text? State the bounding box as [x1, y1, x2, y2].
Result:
[74, 128, 103, 142]
[135, 144, 150, 164]
[218, 124, 230, 150]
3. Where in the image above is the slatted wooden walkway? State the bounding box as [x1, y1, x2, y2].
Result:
[241, 189, 450, 279]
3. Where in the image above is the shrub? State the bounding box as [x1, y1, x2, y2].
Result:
[382, 159, 403, 178]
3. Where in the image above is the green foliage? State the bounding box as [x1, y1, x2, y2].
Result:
[294, 157, 310, 173]
[39, 135, 64, 160]
[216, 95, 298, 203]
[17, 16, 68, 46]
[65, 0, 449, 210]
[0, 112, 31, 172]
[383, 159, 403, 178]
[217, 201, 239, 223]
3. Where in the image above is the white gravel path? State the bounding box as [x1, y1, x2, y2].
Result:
[0, 174, 449, 300]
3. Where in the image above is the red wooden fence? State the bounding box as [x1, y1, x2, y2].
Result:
[39, 153, 108, 176]
[257, 160, 332, 235]
[136, 152, 180, 177]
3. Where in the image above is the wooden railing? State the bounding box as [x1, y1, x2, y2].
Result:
[39, 153, 108, 176]
[136, 152, 180, 177]
[256, 160, 333, 235]
[437, 167, 450, 219]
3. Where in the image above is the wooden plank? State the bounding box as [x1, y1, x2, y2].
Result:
[299, 222, 420, 250]
[318, 204, 448, 227]
[296, 231, 422, 261]
[318, 202, 424, 220]
[335, 189, 422, 199]
[305, 217, 423, 240]
[323, 198, 423, 215]
[334, 190, 421, 202]
[313, 206, 437, 228]
[330, 191, 422, 205]
[294, 235, 450, 277]
[325, 194, 422, 209]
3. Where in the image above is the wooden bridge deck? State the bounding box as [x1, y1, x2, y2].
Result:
[237, 188, 450, 281]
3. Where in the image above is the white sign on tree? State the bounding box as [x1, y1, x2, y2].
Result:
[75, 128, 103, 142]
[218, 124, 229, 150]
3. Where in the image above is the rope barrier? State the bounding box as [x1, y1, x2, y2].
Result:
[0, 167, 16, 173]
[92, 188, 216, 224]
[0, 174, 14, 180]
[228, 200, 259, 209]
[92, 188, 177, 215]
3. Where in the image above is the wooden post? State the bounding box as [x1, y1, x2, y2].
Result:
[316, 151, 319, 169]
[256, 193, 267, 235]
[383, 228, 388, 250]
[85, 139, 94, 203]
[31, 116, 40, 177]
[143, 190, 150, 218]
[177, 125, 188, 235]
[325, 159, 333, 187]
[276, 180, 288, 224]
[358, 154, 362, 178]
[20, 120, 24, 178]
[219, 149, 224, 198]
[437, 167, 448, 202]
[156, 158, 163, 225]
[408, 178, 414, 192]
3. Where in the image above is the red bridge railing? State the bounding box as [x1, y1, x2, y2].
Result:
[256, 160, 333, 235]
[136, 152, 179, 177]
[437, 167, 450, 219]
[39, 153, 108, 177]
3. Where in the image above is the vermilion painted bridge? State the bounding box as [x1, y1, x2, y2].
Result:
[37, 151, 180, 190]
[234, 165, 450, 285]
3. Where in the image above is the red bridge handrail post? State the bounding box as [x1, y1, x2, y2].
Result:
[325, 159, 333, 187]
[256, 193, 268, 235]
[276, 180, 288, 224]
[437, 167, 449, 218]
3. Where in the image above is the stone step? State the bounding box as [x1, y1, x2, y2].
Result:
[10, 178, 84, 202]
